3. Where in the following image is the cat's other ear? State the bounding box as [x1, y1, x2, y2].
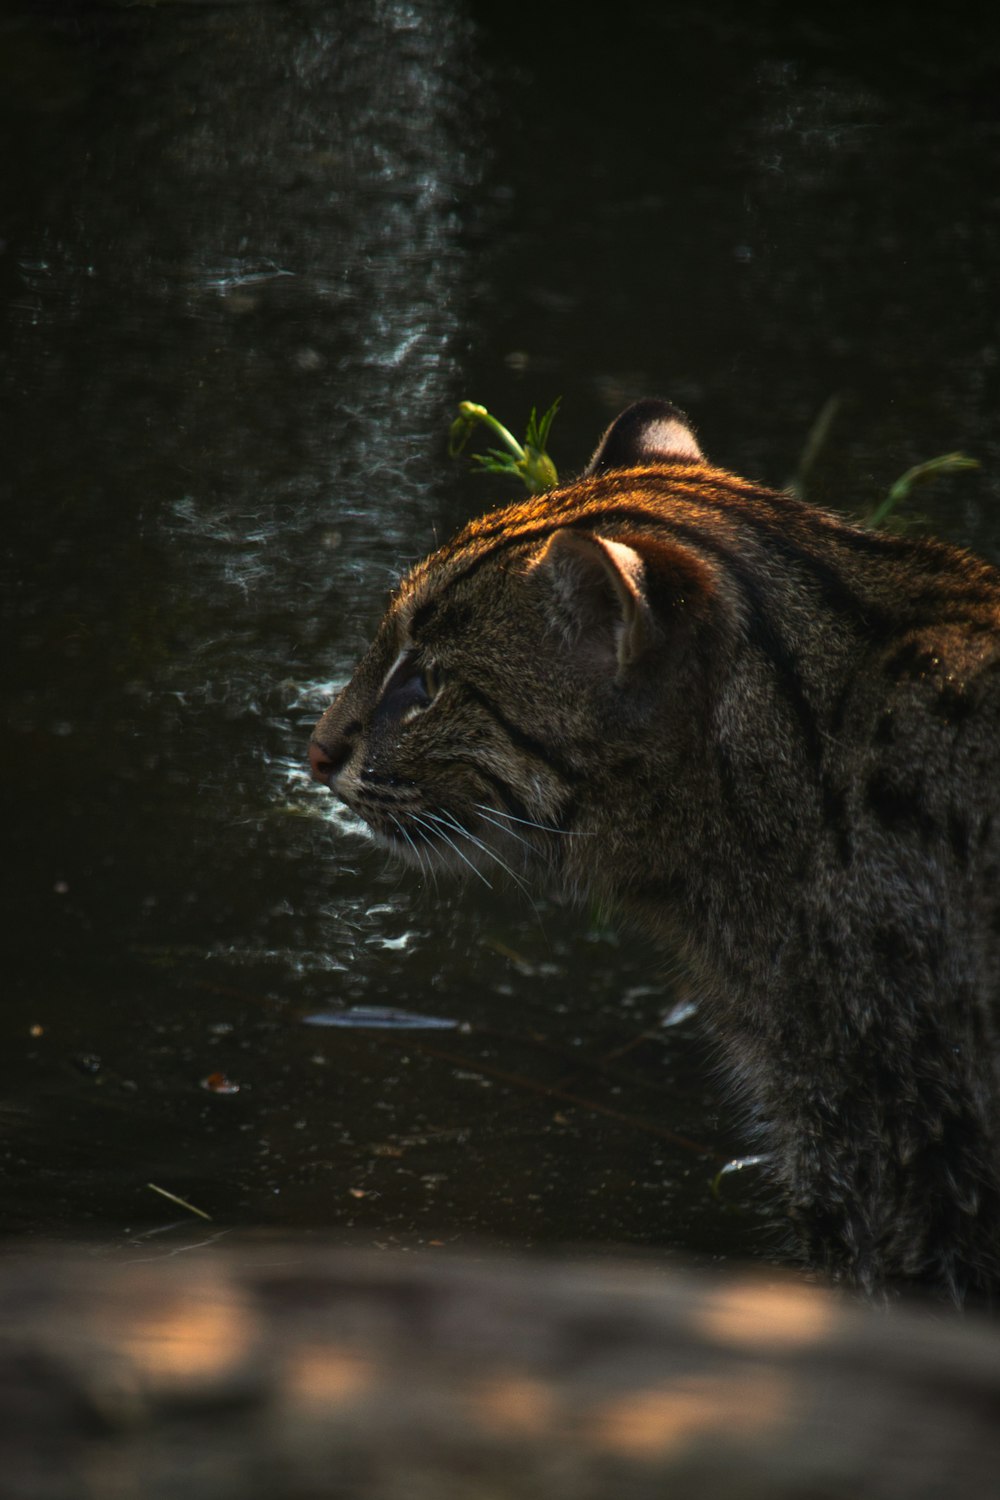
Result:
[583, 398, 703, 477]
[530, 530, 653, 675]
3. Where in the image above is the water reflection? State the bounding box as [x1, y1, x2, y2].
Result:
[7, 0, 489, 983]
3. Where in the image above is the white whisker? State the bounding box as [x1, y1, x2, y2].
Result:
[471, 801, 592, 838]
[473, 806, 539, 855]
[414, 812, 494, 889]
[432, 807, 534, 901]
[407, 814, 443, 894]
[389, 813, 429, 881]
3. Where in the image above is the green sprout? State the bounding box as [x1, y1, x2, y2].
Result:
[449, 398, 561, 493]
[791, 397, 980, 530]
[865, 452, 981, 529]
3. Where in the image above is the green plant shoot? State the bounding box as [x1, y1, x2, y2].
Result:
[449, 399, 560, 493]
[865, 452, 980, 529]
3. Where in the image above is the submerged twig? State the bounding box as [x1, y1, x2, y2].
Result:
[147, 1182, 213, 1221]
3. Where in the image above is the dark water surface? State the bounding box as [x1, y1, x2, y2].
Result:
[3, 2, 1000, 1262]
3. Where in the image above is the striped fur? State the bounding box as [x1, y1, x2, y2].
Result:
[310, 400, 1000, 1304]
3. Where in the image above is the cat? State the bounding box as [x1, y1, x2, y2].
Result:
[309, 398, 1000, 1305]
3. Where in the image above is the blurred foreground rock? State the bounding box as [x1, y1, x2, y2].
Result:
[1, 1242, 999, 1499]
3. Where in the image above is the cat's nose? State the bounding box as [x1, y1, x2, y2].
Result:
[309, 734, 348, 785]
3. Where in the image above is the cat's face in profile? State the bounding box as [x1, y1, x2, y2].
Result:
[308, 402, 720, 893]
[308, 560, 573, 869]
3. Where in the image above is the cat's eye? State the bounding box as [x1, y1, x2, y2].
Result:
[376, 648, 442, 725]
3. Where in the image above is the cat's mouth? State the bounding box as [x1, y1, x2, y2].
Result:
[318, 759, 553, 888]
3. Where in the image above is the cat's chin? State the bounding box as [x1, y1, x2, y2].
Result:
[367, 819, 455, 875]
[373, 824, 429, 869]
[370, 810, 525, 887]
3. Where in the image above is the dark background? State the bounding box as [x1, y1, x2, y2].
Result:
[3, 0, 1000, 1262]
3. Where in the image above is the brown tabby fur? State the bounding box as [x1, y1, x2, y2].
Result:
[310, 400, 1000, 1304]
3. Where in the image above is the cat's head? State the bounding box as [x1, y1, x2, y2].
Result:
[308, 400, 731, 890]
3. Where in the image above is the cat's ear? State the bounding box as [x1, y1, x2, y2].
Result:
[530, 530, 653, 674]
[583, 398, 703, 477]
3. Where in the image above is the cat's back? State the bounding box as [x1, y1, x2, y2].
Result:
[432, 453, 1000, 792]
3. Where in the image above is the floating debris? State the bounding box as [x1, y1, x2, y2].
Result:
[147, 1182, 213, 1221]
[200, 1071, 241, 1095]
[303, 1005, 458, 1031]
[662, 996, 699, 1027]
[711, 1154, 771, 1198]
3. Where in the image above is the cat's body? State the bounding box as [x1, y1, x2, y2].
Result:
[310, 400, 1000, 1303]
